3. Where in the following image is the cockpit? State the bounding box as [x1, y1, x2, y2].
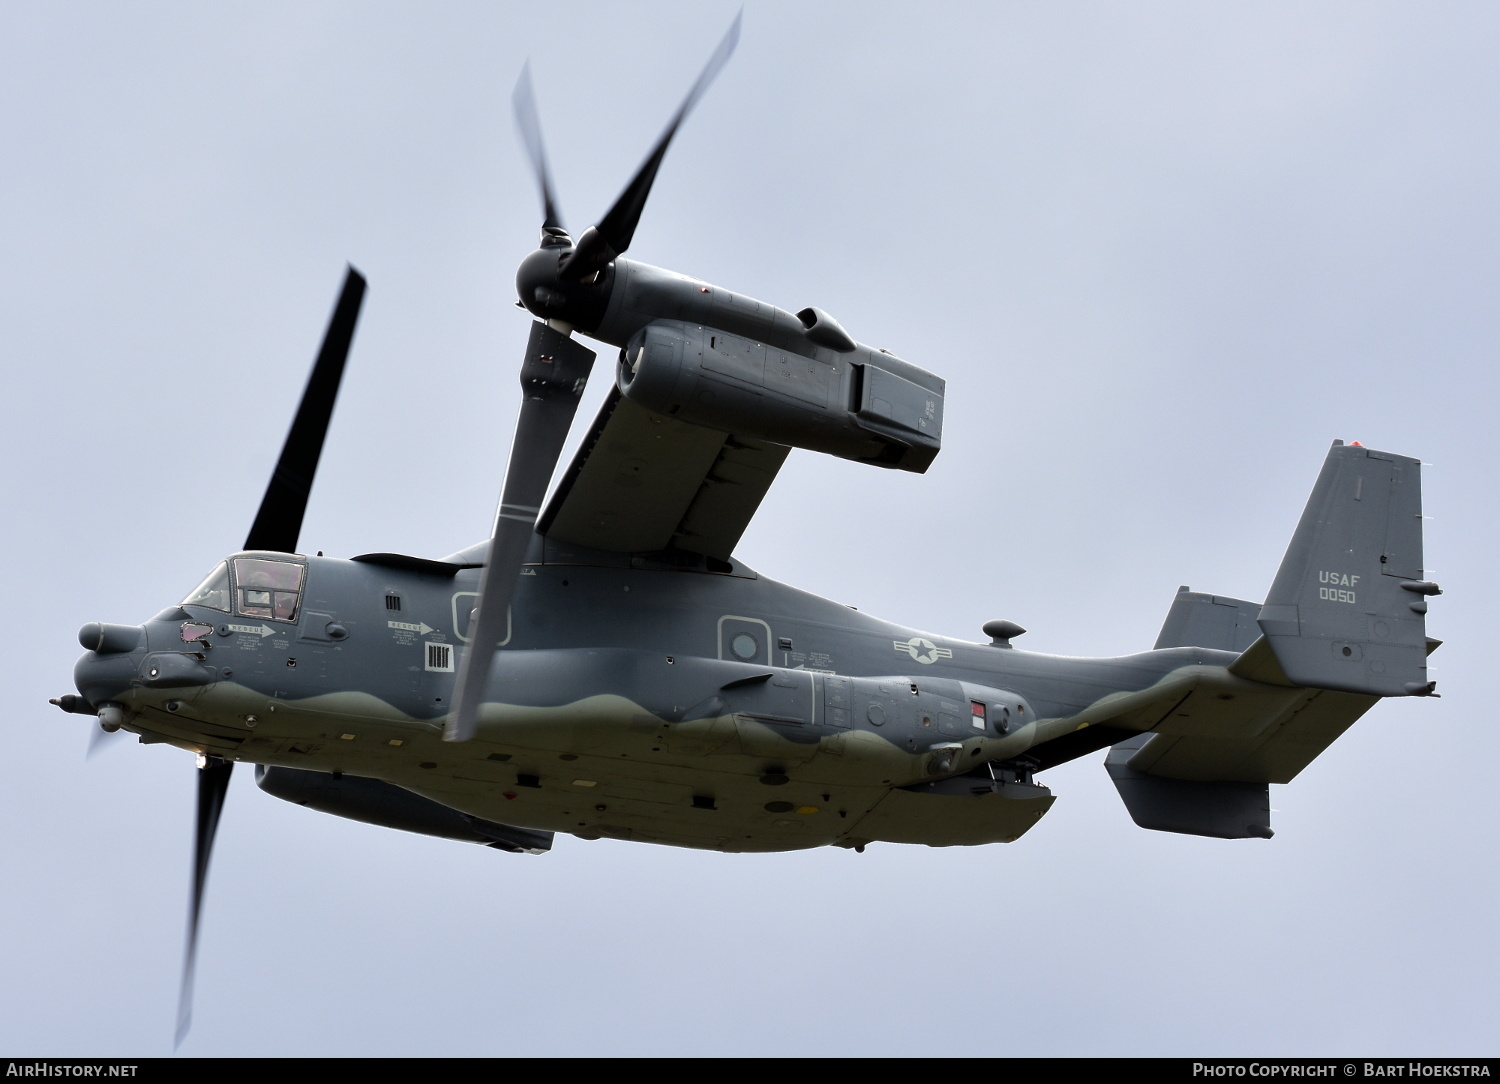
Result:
[182, 554, 307, 623]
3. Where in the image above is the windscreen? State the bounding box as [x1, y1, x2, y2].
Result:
[232, 557, 306, 622]
[181, 563, 231, 612]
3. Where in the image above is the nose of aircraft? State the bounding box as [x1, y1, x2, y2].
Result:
[72, 622, 146, 710]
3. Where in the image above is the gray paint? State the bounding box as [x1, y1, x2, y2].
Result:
[1105, 733, 1273, 840]
[1154, 588, 1263, 653]
[1259, 441, 1434, 696]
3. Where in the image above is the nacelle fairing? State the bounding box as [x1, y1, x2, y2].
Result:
[514, 250, 944, 472]
[618, 319, 943, 472]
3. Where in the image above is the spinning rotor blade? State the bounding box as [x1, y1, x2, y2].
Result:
[175, 757, 233, 1047]
[562, 11, 740, 279]
[513, 62, 566, 233]
[175, 267, 361, 1043]
[243, 267, 367, 553]
[445, 322, 596, 742]
[84, 722, 123, 761]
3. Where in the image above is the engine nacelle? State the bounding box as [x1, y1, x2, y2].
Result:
[617, 320, 944, 472]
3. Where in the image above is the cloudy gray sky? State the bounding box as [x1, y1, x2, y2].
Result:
[2, 1, 1496, 1057]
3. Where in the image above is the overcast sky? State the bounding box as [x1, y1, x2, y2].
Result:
[2, 1, 1497, 1057]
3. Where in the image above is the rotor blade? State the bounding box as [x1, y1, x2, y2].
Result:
[243, 266, 367, 553]
[562, 11, 740, 278]
[174, 756, 233, 1048]
[513, 61, 566, 232]
[445, 322, 596, 742]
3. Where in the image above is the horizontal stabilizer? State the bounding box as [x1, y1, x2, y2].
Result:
[1256, 441, 1437, 697]
[1105, 735, 1272, 839]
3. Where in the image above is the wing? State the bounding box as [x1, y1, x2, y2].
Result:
[536, 387, 790, 561]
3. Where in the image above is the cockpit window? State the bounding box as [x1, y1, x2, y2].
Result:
[233, 558, 305, 622]
[182, 563, 231, 612]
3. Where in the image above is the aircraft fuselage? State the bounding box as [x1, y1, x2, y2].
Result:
[73, 542, 1232, 852]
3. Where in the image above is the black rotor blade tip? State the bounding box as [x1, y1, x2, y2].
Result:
[513, 61, 565, 232]
[577, 11, 741, 269]
[175, 758, 233, 1047]
[242, 266, 366, 554]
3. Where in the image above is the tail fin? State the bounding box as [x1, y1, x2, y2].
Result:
[1105, 735, 1274, 839]
[1154, 588, 1262, 652]
[1252, 440, 1439, 697]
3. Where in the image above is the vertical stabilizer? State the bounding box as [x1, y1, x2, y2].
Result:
[1155, 588, 1262, 652]
[1256, 441, 1438, 697]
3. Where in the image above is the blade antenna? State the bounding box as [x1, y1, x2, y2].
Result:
[243, 266, 367, 554]
[445, 323, 596, 742]
[563, 10, 741, 278]
[513, 61, 566, 234]
[174, 757, 234, 1047]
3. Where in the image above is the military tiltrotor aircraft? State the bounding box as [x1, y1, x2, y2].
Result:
[57, 15, 1442, 1042]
